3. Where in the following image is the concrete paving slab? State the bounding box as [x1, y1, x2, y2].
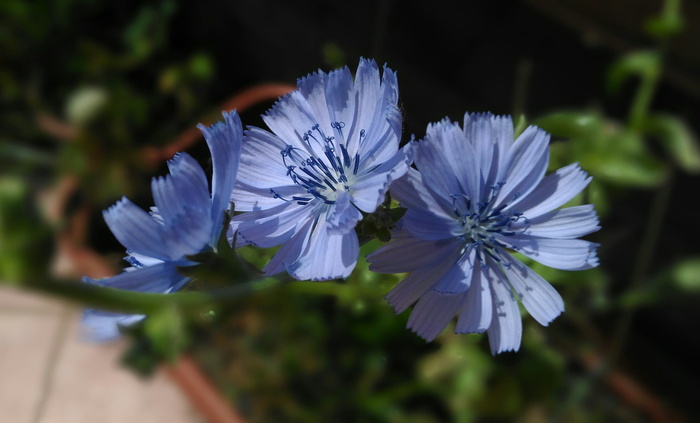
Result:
[0, 286, 204, 423]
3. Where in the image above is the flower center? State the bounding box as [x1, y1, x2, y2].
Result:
[272, 122, 365, 205]
[452, 183, 528, 262]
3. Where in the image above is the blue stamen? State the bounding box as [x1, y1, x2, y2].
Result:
[275, 122, 370, 206]
[340, 144, 351, 168]
[270, 188, 290, 202]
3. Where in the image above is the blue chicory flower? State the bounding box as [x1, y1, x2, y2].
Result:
[231, 58, 411, 281]
[367, 113, 600, 354]
[82, 110, 243, 340]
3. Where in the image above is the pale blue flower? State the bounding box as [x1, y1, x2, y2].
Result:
[367, 113, 600, 354]
[82, 111, 243, 340]
[231, 58, 411, 281]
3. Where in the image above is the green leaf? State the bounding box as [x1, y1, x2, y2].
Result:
[645, 0, 684, 40]
[374, 228, 391, 243]
[0, 176, 52, 284]
[672, 257, 700, 291]
[534, 111, 601, 139]
[188, 52, 214, 80]
[119, 321, 160, 377]
[322, 42, 346, 69]
[143, 305, 188, 362]
[583, 131, 666, 187]
[644, 113, 700, 173]
[607, 50, 661, 95]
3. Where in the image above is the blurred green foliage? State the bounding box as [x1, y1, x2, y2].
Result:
[0, 176, 51, 283]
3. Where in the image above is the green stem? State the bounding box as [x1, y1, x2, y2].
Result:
[20, 275, 286, 314]
[627, 56, 661, 131]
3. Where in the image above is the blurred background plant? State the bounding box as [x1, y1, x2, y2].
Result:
[2, 0, 700, 422]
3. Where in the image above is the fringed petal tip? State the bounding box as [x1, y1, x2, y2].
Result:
[102, 196, 170, 261]
[462, 111, 505, 125]
[489, 342, 521, 356]
[196, 109, 241, 138]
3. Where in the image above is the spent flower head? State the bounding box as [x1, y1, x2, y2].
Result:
[82, 111, 243, 340]
[367, 112, 600, 354]
[231, 58, 411, 281]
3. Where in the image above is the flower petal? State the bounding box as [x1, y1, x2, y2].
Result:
[261, 90, 319, 150]
[237, 126, 295, 188]
[455, 259, 493, 334]
[160, 204, 213, 257]
[83, 262, 189, 293]
[432, 246, 477, 294]
[349, 59, 383, 152]
[350, 143, 411, 213]
[425, 117, 482, 201]
[413, 121, 465, 199]
[486, 261, 522, 354]
[322, 65, 354, 127]
[511, 162, 592, 217]
[231, 182, 305, 212]
[383, 245, 463, 313]
[402, 208, 462, 241]
[501, 253, 564, 326]
[352, 61, 402, 167]
[498, 235, 600, 270]
[466, 113, 512, 190]
[495, 125, 550, 208]
[407, 290, 464, 341]
[235, 201, 313, 248]
[262, 218, 314, 276]
[124, 251, 163, 268]
[152, 153, 210, 225]
[197, 110, 243, 239]
[286, 221, 359, 280]
[298, 69, 333, 130]
[389, 169, 455, 218]
[327, 191, 363, 234]
[103, 197, 168, 260]
[82, 310, 144, 341]
[368, 233, 462, 274]
[515, 204, 600, 239]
